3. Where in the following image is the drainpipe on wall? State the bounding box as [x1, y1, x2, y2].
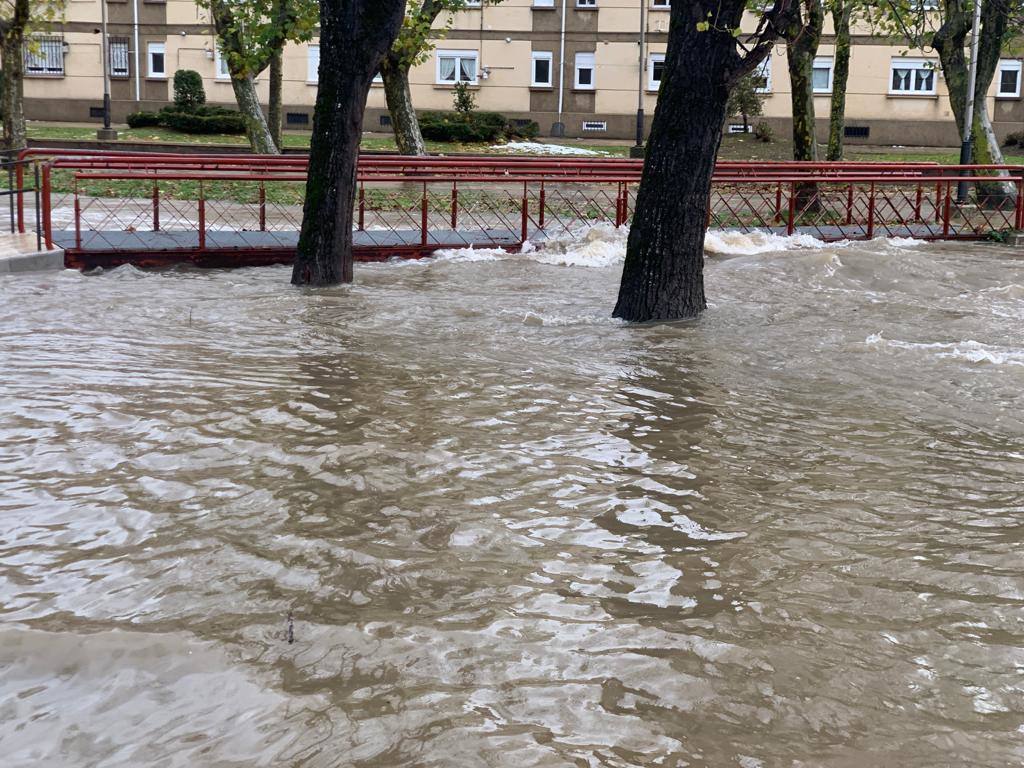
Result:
[132, 0, 141, 103]
[553, 0, 567, 137]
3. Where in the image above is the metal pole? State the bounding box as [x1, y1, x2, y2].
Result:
[553, 0, 567, 137]
[956, 0, 983, 203]
[100, 0, 111, 130]
[631, 1, 647, 157]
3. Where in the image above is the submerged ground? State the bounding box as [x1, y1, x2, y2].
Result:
[1, 231, 1023, 767]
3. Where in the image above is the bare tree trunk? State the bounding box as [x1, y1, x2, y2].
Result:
[268, 48, 283, 150]
[0, 0, 29, 151]
[784, 0, 824, 163]
[826, 0, 852, 161]
[230, 73, 279, 155]
[614, 0, 789, 322]
[292, 0, 405, 286]
[380, 54, 426, 156]
[210, 0, 280, 155]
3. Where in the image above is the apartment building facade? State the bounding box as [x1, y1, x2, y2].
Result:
[18, 0, 1024, 146]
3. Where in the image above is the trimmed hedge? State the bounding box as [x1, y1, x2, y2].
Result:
[127, 111, 162, 128]
[173, 69, 206, 112]
[127, 105, 246, 134]
[161, 109, 247, 135]
[420, 111, 540, 143]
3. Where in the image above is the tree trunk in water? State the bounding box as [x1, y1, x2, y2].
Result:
[292, 0, 405, 286]
[826, 0, 852, 161]
[381, 55, 427, 156]
[0, 0, 29, 151]
[268, 49, 283, 150]
[614, 1, 775, 322]
[231, 74, 279, 155]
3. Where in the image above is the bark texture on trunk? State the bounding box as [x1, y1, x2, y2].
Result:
[784, 0, 824, 162]
[0, 0, 29, 151]
[269, 49, 283, 149]
[826, 0, 852, 161]
[380, 54, 427, 156]
[230, 73, 279, 155]
[614, 0, 789, 322]
[291, 0, 405, 286]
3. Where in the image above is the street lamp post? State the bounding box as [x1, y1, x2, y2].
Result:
[956, 0, 982, 203]
[97, 0, 118, 140]
[630, 1, 647, 158]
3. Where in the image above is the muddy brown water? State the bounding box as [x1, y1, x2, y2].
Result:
[1, 232, 1023, 767]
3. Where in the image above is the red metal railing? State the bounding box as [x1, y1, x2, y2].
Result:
[16, 149, 1024, 269]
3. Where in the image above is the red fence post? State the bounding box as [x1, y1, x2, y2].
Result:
[358, 183, 365, 231]
[934, 182, 942, 224]
[42, 166, 52, 250]
[942, 182, 952, 238]
[775, 183, 783, 224]
[420, 182, 428, 247]
[786, 182, 796, 235]
[1016, 176, 1024, 231]
[152, 182, 160, 232]
[16, 162, 24, 234]
[521, 181, 529, 243]
[450, 182, 458, 230]
[73, 182, 81, 250]
[914, 185, 923, 223]
[539, 181, 546, 230]
[845, 184, 854, 226]
[198, 182, 206, 250]
[866, 182, 875, 239]
[259, 182, 266, 232]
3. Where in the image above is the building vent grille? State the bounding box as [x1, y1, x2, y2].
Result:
[844, 126, 870, 138]
[380, 115, 392, 128]
[582, 120, 607, 132]
[285, 112, 309, 126]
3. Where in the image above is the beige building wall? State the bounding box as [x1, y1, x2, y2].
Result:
[16, 0, 1024, 146]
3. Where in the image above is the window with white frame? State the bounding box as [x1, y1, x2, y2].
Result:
[575, 52, 595, 89]
[648, 53, 664, 91]
[753, 57, 771, 93]
[531, 51, 552, 87]
[812, 56, 833, 93]
[651, 0, 670, 6]
[914, 0, 938, 9]
[147, 42, 166, 78]
[576, 0, 597, 6]
[436, 50, 478, 85]
[307, 43, 319, 83]
[890, 58, 936, 94]
[215, 47, 230, 79]
[533, 0, 554, 6]
[23, 36, 64, 76]
[998, 59, 1021, 97]
[109, 37, 130, 78]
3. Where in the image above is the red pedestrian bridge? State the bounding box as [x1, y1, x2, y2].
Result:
[14, 149, 1024, 271]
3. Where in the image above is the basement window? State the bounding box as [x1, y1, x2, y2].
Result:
[844, 126, 870, 138]
[582, 120, 607, 132]
[286, 112, 309, 126]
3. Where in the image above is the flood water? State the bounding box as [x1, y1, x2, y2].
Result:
[2, 230, 1024, 767]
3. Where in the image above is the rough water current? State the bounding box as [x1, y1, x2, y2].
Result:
[2, 229, 1023, 767]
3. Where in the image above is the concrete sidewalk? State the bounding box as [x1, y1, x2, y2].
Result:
[0, 232, 64, 273]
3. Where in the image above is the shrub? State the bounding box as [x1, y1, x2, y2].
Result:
[508, 119, 540, 140]
[452, 81, 476, 116]
[753, 121, 774, 143]
[127, 111, 161, 128]
[173, 69, 206, 112]
[160, 109, 247, 135]
[1004, 130, 1024, 148]
[420, 111, 539, 144]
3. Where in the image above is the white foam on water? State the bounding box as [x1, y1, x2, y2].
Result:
[488, 141, 608, 156]
[864, 333, 1024, 367]
[704, 230, 836, 255]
